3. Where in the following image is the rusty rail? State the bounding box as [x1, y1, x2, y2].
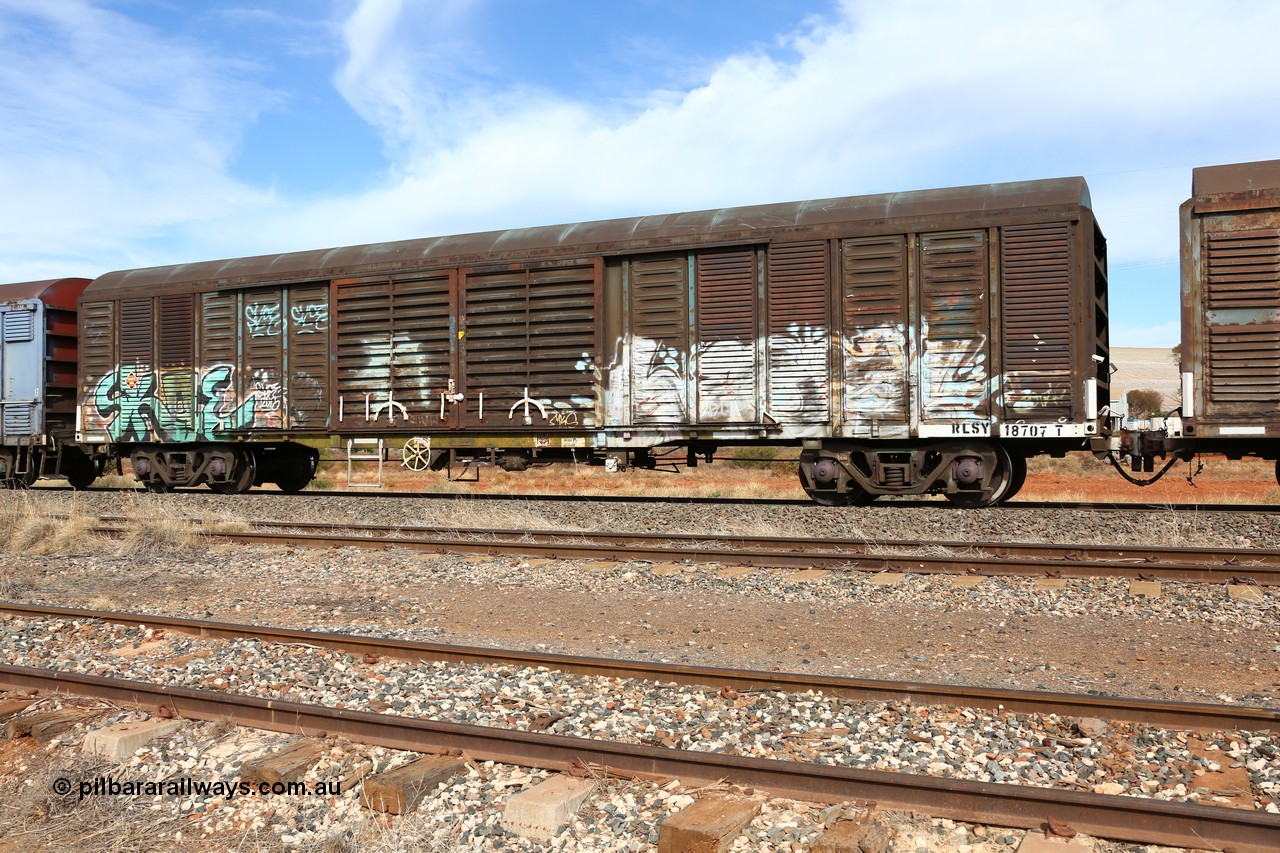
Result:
[1, 663, 1276, 852]
[82, 514, 1280, 584]
[47, 485, 1280, 513]
[1, 602, 1275, 732]
[199, 517, 1280, 568]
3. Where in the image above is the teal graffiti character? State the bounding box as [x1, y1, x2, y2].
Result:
[198, 365, 256, 439]
[92, 365, 156, 442]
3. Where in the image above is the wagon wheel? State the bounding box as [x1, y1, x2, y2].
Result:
[209, 450, 255, 495]
[61, 447, 98, 491]
[401, 436, 432, 471]
[945, 443, 1016, 508]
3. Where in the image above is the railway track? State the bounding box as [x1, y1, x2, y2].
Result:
[47, 484, 1280, 513]
[84, 513, 1280, 584]
[1, 602, 1278, 851]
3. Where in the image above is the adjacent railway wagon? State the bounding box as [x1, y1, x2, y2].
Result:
[0, 278, 98, 488]
[1120, 159, 1280, 478]
[74, 177, 1110, 505]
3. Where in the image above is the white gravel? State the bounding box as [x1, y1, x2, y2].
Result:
[4, 613, 1276, 812]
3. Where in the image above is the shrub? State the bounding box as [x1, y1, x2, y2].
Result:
[1127, 389, 1164, 418]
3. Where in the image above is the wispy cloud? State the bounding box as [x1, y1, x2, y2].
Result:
[0, 0, 274, 275]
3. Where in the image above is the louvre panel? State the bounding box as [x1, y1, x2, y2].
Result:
[389, 275, 451, 418]
[3, 404, 33, 435]
[199, 293, 238, 367]
[157, 294, 194, 368]
[78, 301, 115, 436]
[118, 297, 153, 369]
[286, 284, 330, 429]
[696, 249, 756, 422]
[630, 255, 689, 423]
[1204, 227, 1280, 406]
[766, 241, 829, 424]
[241, 289, 285, 429]
[335, 281, 392, 423]
[154, 294, 196, 439]
[3, 309, 34, 343]
[1000, 222, 1073, 419]
[920, 230, 989, 419]
[465, 270, 533, 427]
[463, 265, 597, 429]
[840, 236, 907, 426]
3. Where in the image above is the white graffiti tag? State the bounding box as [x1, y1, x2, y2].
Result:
[246, 303, 283, 337]
[290, 303, 329, 333]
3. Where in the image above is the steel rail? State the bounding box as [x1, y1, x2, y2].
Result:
[0, 664, 1275, 852]
[87, 520, 1280, 584]
[163, 516, 1280, 569]
[1, 602, 1274, 733]
[50, 485, 1280, 513]
[79, 512, 1280, 572]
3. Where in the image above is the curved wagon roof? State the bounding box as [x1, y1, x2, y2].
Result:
[86, 177, 1092, 298]
[0, 278, 92, 310]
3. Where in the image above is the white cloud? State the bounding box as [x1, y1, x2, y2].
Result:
[262, 0, 1280, 257]
[3, 0, 1280, 295]
[0, 0, 274, 276]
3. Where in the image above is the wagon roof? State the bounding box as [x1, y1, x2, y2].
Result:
[0, 278, 92, 310]
[1192, 158, 1280, 196]
[86, 177, 1091, 296]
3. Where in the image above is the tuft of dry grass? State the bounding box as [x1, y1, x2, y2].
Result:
[0, 751, 178, 853]
[0, 492, 98, 556]
[92, 493, 204, 558]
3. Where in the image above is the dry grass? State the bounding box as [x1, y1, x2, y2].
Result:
[0, 493, 97, 556]
[0, 492, 203, 562]
[114, 495, 201, 557]
[0, 751, 178, 853]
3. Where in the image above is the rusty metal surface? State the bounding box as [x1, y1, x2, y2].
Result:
[74, 513, 1280, 583]
[0, 278, 90, 311]
[629, 254, 690, 423]
[766, 241, 830, 423]
[85, 179, 1092, 298]
[3, 600, 1276, 732]
[1000, 222, 1075, 420]
[1194, 159, 1280, 196]
[919, 230, 990, 422]
[696, 249, 757, 422]
[1182, 160, 1280, 431]
[0, 663, 1276, 851]
[75, 174, 1106, 458]
[78, 512, 1280, 567]
[460, 262, 598, 430]
[840, 235, 909, 434]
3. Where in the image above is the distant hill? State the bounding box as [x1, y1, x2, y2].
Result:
[1110, 347, 1180, 412]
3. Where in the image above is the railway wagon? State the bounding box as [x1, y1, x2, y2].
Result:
[75, 177, 1110, 504]
[1179, 159, 1280, 459]
[0, 278, 99, 488]
[1121, 158, 1280, 481]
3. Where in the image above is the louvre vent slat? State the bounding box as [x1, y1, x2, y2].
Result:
[921, 231, 989, 420]
[696, 249, 756, 422]
[767, 242, 829, 423]
[1205, 222, 1280, 406]
[631, 256, 689, 423]
[841, 235, 907, 426]
[1001, 221, 1073, 418]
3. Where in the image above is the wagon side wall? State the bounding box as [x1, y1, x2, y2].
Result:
[1181, 159, 1280, 446]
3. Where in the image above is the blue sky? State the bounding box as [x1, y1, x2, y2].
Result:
[3, 1, 1279, 347]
